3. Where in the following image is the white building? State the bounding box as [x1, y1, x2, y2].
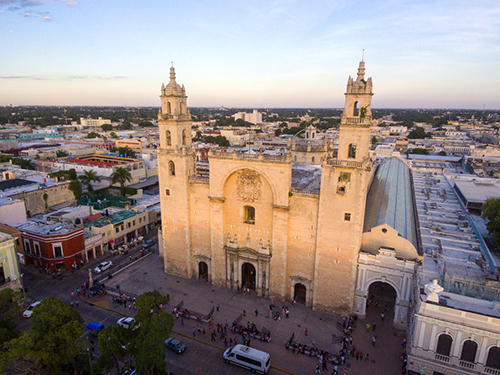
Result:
[233, 110, 263, 125]
[80, 117, 112, 127]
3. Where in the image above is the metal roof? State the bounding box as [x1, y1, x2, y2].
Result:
[364, 157, 418, 249]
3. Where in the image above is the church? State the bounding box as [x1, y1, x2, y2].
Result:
[157, 62, 421, 328]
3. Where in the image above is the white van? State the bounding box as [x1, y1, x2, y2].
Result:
[223, 344, 271, 374]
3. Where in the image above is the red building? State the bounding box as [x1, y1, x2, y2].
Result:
[19, 222, 85, 273]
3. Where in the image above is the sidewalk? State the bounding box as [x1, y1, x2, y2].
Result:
[90, 254, 405, 375]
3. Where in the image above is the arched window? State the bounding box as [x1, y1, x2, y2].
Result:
[182, 129, 187, 146]
[486, 347, 500, 370]
[348, 143, 356, 159]
[167, 102, 171, 114]
[312, 132, 315, 139]
[166, 130, 171, 146]
[460, 340, 478, 363]
[436, 334, 453, 357]
[353, 101, 359, 116]
[168, 161, 175, 176]
[244, 206, 255, 225]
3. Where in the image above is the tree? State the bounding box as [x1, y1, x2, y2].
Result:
[109, 132, 118, 138]
[371, 136, 378, 145]
[274, 128, 282, 136]
[482, 199, 500, 244]
[112, 146, 136, 158]
[204, 135, 230, 147]
[101, 124, 113, 132]
[1, 297, 85, 375]
[78, 170, 101, 194]
[408, 127, 431, 139]
[11, 158, 35, 170]
[119, 122, 133, 130]
[68, 168, 78, 181]
[139, 121, 154, 128]
[133, 291, 174, 375]
[0, 289, 23, 351]
[111, 167, 132, 197]
[411, 148, 429, 155]
[56, 150, 68, 157]
[68, 180, 83, 200]
[97, 324, 129, 375]
[438, 151, 447, 156]
[87, 131, 101, 139]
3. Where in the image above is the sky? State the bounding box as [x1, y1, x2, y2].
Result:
[1, 0, 500, 109]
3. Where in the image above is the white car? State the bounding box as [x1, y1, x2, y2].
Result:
[23, 301, 41, 318]
[94, 261, 113, 274]
[117, 317, 139, 330]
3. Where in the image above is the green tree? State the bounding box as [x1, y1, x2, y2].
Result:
[112, 146, 136, 158]
[274, 128, 282, 136]
[139, 121, 154, 128]
[482, 199, 500, 244]
[68, 168, 78, 181]
[101, 124, 113, 131]
[87, 131, 101, 139]
[11, 158, 35, 170]
[411, 148, 429, 155]
[133, 291, 174, 375]
[68, 180, 83, 200]
[0, 289, 23, 351]
[371, 136, 378, 145]
[119, 122, 133, 130]
[111, 167, 132, 197]
[97, 324, 129, 375]
[78, 170, 101, 194]
[205, 135, 230, 147]
[109, 131, 118, 138]
[56, 150, 68, 158]
[1, 297, 85, 375]
[438, 151, 447, 156]
[408, 127, 431, 139]
[0, 155, 12, 163]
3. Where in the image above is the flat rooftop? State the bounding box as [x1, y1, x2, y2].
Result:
[16, 220, 80, 236]
[84, 210, 141, 228]
[453, 179, 500, 204]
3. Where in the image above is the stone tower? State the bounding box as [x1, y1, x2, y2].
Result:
[158, 66, 195, 277]
[313, 61, 375, 314]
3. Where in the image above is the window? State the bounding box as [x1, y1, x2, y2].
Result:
[115, 228, 119, 233]
[24, 240, 31, 254]
[127, 222, 131, 228]
[34, 242, 41, 256]
[139, 217, 142, 223]
[182, 129, 187, 146]
[353, 101, 359, 116]
[121, 225, 124, 231]
[348, 143, 356, 159]
[460, 340, 478, 363]
[0, 267, 5, 285]
[436, 334, 453, 357]
[486, 347, 500, 370]
[169, 161, 175, 176]
[166, 102, 171, 114]
[133, 221, 136, 226]
[235, 354, 261, 367]
[244, 206, 255, 224]
[53, 245, 63, 258]
[166, 130, 171, 146]
[165, 189, 170, 196]
[312, 157, 315, 163]
[344, 213, 351, 221]
[337, 186, 346, 194]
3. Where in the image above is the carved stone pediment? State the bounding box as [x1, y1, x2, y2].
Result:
[225, 246, 272, 261]
[290, 275, 311, 284]
[194, 254, 211, 262]
[236, 169, 262, 202]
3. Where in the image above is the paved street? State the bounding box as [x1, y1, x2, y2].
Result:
[22, 240, 406, 375]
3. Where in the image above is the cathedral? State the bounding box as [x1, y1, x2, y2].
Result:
[158, 62, 421, 326]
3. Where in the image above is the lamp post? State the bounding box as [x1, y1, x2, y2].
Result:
[87, 347, 94, 375]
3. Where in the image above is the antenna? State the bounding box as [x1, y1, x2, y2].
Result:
[362, 49, 365, 61]
[171, 61, 174, 67]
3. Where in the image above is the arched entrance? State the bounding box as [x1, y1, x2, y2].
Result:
[294, 283, 307, 304]
[198, 261, 208, 280]
[366, 281, 397, 323]
[241, 263, 256, 290]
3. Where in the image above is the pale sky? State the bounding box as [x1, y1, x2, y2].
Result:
[1, 0, 499, 109]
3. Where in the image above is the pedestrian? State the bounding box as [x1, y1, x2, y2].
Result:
[355, 351, 359, 360]
[381, 312, 385, 321]
[372, 335, 376, 346]
[229, 337, 233, 346]
[365, 353, 370, 362]
[243, 309, 246, 317]
[322, 359, 327, 371]
[314, 364, 321, 373]
[75, 299, 79, 307]
[286, 308, 289, 318]
[359, 351, 363, 361]
[224, 338, 228, 347]
[129, 255, 132, 261]
[167, 293, 170, 303]
[192, 327, 196, 337]
[181, 316, 184, 326]
[372, 323, 377, 332]
[366, 323, 371, 332]
[305, 328, 308, 337]
[255, 309, 259, 317]
[216, 304, 219, 312]
[70, 301, 74, 307]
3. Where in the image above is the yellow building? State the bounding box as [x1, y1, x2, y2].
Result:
[158, 62, 382, 315]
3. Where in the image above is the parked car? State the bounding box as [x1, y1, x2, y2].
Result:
[94, 261, 113, 273]
[143, 239, 154, 250]
[117, 317, 139, 330]
[165, 337, 186, 354]
[23, 300, 41, 318]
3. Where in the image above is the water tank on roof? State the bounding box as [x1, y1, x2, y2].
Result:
[69, 156, 72, 159]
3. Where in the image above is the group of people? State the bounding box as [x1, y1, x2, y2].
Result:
[231, 321, 271, 342]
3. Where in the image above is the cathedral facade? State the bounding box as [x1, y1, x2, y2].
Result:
[157, 62, 383, 315]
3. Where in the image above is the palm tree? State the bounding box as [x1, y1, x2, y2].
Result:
[78, 170, 101, 194]
[110, 167, 132, 197]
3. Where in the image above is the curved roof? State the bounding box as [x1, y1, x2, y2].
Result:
[364, 157, 418, 250]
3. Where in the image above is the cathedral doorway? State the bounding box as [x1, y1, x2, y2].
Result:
[198, 261, 208, 280]
[241, 263, 256, 290]
[366, 281, 397, 323]
[294, 283, 307, 304]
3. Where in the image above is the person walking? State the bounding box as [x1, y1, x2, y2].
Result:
[372, 323, 377, 332]
[192, 327, 196, 337]
[372, 335, 377, 346]
[314, 363, 321, 373]
[365, 353, 370, 362]
[305, 328, 308, 337]
[255, 309, 259, 317]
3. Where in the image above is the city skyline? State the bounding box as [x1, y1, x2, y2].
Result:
[1, 0, 500, 109]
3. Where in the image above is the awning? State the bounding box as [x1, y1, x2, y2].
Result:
[86, 322, 104, 331]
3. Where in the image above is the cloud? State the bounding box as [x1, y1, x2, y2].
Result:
[42, 15, 50, 21]
[67, 1, 77, 5]
[0, 0, 43, 9]
[0, 75, 128, 81]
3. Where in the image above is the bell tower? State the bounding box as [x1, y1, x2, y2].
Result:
[158, 65, 195, 278]
[313, 60, 375, 315]
[337, 60, 373, 162]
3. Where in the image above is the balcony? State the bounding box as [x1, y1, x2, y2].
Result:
[459, 360, 475, 370]
[485, 367, 500, 375]
[434, 354, 450, 363]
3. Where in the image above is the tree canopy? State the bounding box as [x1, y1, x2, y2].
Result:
[408, 127, 431, 139]
[483, 199, 500, 244]
[111, 167, 133, 197]
[101, 124, 113, 131]
[78, 170, 101, 194]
